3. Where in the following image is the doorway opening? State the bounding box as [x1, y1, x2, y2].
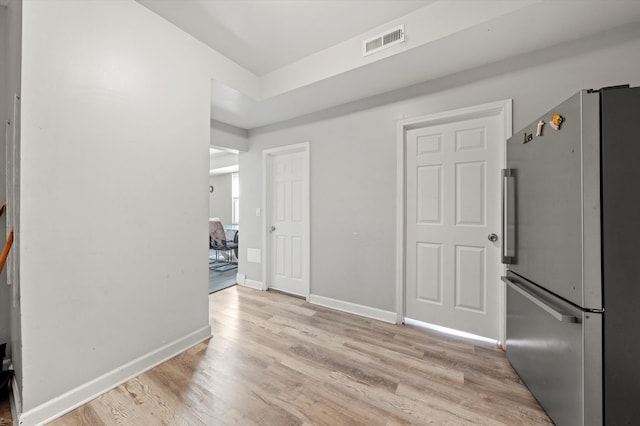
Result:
[208, 146, 239, 293]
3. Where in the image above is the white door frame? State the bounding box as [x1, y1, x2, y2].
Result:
[262, 142, 311, 299]
[395, 100, 512, 344]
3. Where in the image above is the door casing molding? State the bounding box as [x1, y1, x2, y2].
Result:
[395, 100, 512, 344]
[262, 142, 311, 299]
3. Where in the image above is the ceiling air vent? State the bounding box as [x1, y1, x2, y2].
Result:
[363, 24, 405, 57]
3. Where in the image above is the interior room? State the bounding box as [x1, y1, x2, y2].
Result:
[1, 0, 640, 425]
[208, 147, 239, 293]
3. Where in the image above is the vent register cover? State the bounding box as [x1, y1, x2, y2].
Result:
[362, 24, 405, 56]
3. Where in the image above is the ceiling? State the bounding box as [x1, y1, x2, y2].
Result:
[137, 0, 434, 76]
[138, 0, 640, 130]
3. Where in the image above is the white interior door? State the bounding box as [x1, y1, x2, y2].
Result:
[266, 147, 308, 297]
[405, 114, 502, 339]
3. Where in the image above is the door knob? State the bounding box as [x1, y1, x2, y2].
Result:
[488, 233, 498, 242]
[270, 226, 276, 233]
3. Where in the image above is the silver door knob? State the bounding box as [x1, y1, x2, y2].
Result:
[488, 233, 498, 242]
[270, 226, 276, 233]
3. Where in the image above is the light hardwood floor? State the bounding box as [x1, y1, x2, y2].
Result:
[44, 285, 552, 425]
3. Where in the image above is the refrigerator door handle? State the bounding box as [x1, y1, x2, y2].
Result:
[501, 169, 516, 264]
[502, 276, 577, 323]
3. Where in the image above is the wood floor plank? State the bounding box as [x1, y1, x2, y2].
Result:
[43, 285, 551, 425]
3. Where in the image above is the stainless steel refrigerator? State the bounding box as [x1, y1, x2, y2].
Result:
[502, 86, 640, 426]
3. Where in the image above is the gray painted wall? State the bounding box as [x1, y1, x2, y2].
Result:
[19, 0, 211, 417]
[211, 119, 248, 152]
[239, 25, 640, 313]
[209, 173, 233, 225]
[209, 151, 238, 170]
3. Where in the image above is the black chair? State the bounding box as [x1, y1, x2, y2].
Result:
[233, 230, 239, 259]
[209, 219, 238, 271]
[212, 239, 237, 264]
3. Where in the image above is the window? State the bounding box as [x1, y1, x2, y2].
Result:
[231, 172, 239, 224]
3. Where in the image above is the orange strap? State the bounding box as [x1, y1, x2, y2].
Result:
[0, 201, 6, 217]
[0, 229, 14, 274]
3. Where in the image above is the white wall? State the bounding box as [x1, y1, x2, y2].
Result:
[209, 173, 233, 225]
[18, 0, 213, 422]
[239, 25, 640, 312]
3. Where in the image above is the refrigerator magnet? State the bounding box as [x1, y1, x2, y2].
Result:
[550, 114, 564, 130]
[536, 120, 545, 136]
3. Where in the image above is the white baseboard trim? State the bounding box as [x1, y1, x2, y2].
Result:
[18, 325, 212, 426]
[243, 279, 264, 291]
[308, 294, 396, 324]
[236, 273, 246, 285]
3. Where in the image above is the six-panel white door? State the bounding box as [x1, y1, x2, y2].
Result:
[405, 115, 501, 339]
[268, 151, 307, 296]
